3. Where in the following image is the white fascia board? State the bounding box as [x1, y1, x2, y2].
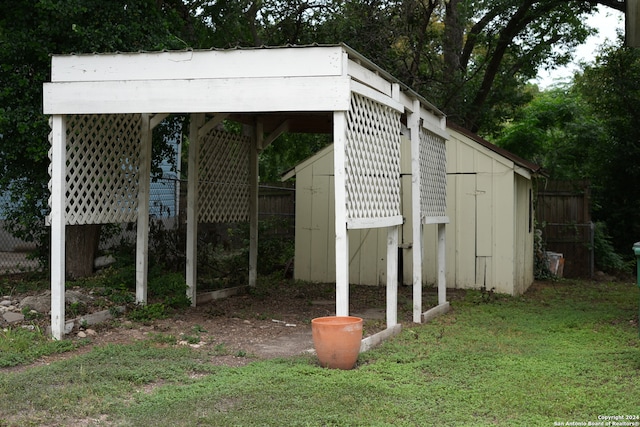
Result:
[421, 110, 449, 140]
[423, 216, 450, 225]
[43, 76, 351, 115]
[347, 215, 404, 230]
[347, 59, 392, 97]
[350, 80, 404, 113]
[51, 46, 346, 82]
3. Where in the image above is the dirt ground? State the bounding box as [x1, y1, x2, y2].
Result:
[11, 281, 428, 369]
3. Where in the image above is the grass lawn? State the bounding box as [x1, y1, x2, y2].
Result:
[1, 279, 639, 426]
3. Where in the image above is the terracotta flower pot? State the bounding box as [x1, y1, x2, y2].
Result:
[311, 316, 363, 369]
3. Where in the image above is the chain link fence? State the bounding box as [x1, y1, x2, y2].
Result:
[0, 179, 295, 277]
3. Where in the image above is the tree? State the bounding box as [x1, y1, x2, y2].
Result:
[0, 0, 201, 277]
[574, 42, 640, 254]
[495, 86, 608, 180]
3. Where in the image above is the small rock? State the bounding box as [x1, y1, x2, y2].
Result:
[3, 312, 25, 323]
[243, 320, 251, 324]
[85, 328, 97, 336]
[77, 331, 87, 338]
[0, 300, 12, 307]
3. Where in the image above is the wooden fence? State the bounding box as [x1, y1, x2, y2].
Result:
[535, 180, 593, 278]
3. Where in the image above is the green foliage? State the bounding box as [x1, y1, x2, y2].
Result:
[574, 44, 640, 255]
[495, 86, 607, 180]
[128, 303, 169, 323]
[593, 221, 628, 274]
[0, 326, 80, 367]
[0, 0, 200, 264]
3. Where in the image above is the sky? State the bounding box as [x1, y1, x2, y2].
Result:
[532, 6, 625, 89]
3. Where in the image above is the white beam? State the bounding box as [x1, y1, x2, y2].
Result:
[386, 225, 398, 328]
[50, 115, 66, 340]
[334, 111, 349, 316]
[50, 47, 346, 82]
[136, 114, 152, 305]
[409, 100, 423, 324]
[186, 114, 204, 306]
[43, 77, 351, 115]
[249, 121, 261, 288]
[437, 223, 447, 305]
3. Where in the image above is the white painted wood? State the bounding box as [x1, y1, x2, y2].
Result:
[50, 47, 346, 82]
[333, 111, 349, 317]
[360, 324, 402, 352]
[185, 114, 204, 306]
[50, 115, 66, 340]
[347, 59, 392, 97]
[135, 114, 152, 305]
[43, 77, 351, 115]
[422, 301, 450, 323]
[196, 286, 248, 304]
[249, 122, 260, 288]
[409, 101, 423, 324]
[421, 110, 449, 140]
[349, 80, 404, 113]
[437, 222, 447, 305]
[386, 226, 398, 328]
[347, 215, 404, 230]
[423, 216, 450, 225]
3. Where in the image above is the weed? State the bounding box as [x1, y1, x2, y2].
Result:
[20, 306, 41, 321]
[127, 303, 168, 323]
[148, 333, 177, 345]
[192, 324, 207, 334]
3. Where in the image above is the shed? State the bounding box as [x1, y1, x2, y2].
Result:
[285, 121, 540, 296]
[43, 44, 450, 342]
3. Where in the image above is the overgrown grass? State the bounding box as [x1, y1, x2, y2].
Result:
[0, 326, 83, 368]
[1, 280, 639, 426]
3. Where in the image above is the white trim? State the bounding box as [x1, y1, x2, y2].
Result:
[44, 76, 351, 115]
[347, 59, 392, 97]
[185, 114, 203, 306]
[347, 215, 403, 230]
[334, 111, 349, 317]
[409, 101, 423, 324]
[423, 216, 450, 225]
[50, 115, 66, 340]
[135, 114, 152, 304]
[51, 47, 346, 82]
[349, 80, 404, 113]
[386, 226, 398, 328]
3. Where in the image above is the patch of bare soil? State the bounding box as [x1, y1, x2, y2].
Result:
[8, 281, 422, 369]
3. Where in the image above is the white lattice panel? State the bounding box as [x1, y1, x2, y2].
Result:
[419, 127, 447, 218]
[345, 93, 401, 222]
[48, 114, 142, 225]
[198, 129, 250, 223]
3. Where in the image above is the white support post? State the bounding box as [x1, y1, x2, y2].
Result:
[409, 100, 423, 323]
[50, 115, 66, 340]
[135, 114, 152, 305]
[333, 111, 349, 316]
[386, 225, 398, 328]
[437, 222, 447, 305]
[248, 121, 261, 288]
[185, 114, 204, 306]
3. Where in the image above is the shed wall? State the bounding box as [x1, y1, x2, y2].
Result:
[292, 128, 534, 295]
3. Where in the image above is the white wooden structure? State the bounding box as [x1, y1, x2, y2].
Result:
[286, 122, 539, 297]
[43, 45, 449, 341]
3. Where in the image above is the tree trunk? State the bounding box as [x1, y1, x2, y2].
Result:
[66, 224, 101, 280]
